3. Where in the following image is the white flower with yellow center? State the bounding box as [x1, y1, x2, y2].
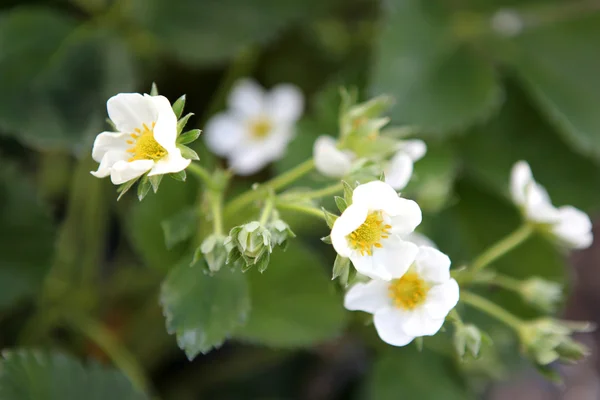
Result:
[511, 161, 593, 249]
[384, 139, 427, 190]
[91, 93, 191, 184]
[204, 79, 303, 175]
[331, 180, 422, 280]
[344, 246, 459, 346]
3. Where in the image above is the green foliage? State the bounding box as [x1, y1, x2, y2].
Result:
[235, 243, 346, 347]
[0, 166, 55, 309]
[368, 347, 472, 400]
[0, 349, 148, 399]
[0, 7, 136, 150]
[161, 208, 198, 249]
[161, 256, 250, 360]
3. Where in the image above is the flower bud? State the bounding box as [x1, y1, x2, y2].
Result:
[520, 277, 562, 313]
[520, 318, 594, 366]
[454, 324, 486, 359]
[225, 221, 272, 272]
[268, 219, 295, 251]
[195, 234, 228, 272]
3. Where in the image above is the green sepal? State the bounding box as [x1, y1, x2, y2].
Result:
[149, 174, 163, 193]
[322, 208, 338, 229]
[177, 113, 194, 134]
[332, 254, 350, 286]
[116, 177, 138, 201]
[137, 175, 152, 201]
[177, 129, 202, 145]
[170, 170, 187, 182]
[321, 235, 332, 244]
[105, 118, 117, 131]
[334, 196, 347, 213]
[150, 82, 159, 96]
[172, 94, 186, 119]
[342, 181, 353, 204]
[178, 144, 200, 161]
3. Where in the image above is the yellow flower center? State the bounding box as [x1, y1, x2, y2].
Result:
[388, 271, 429, 310]
[249, 117, 273, 139]
[126, 122, 167, 162]
[347, 211, 391, 256]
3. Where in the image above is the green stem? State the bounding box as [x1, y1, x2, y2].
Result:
[467, 224, 533, 278]
[283, 182, 344, 201]
[461, 291, 523, 331]
[210, 191, 224, 236]
[259, 197, 275, 225]
[473, 273, 523, 293]
[66, 314, 153, 396]
[187, 163, 214, 188]
[275, 201, 326, 220]
[224, 159, 315, 216]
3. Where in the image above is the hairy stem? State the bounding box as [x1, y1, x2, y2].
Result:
[460, 291, 523, 331]
[275, 201, 326, 220]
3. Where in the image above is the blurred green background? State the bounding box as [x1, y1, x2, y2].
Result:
[1, 0, 600, 398]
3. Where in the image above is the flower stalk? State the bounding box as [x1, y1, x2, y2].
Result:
[460, 291, 523, 331]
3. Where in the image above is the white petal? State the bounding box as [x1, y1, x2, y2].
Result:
[405, 232, 437, 249]
[373, 308, 416, 347]
[148, 148, 191, 176]
[204, 113, 246, 156]
[148, 95, 178, 151]
[228, 79, 265, 118]
[90, 150, 128, 178]
[351, 237, 418, 281]
[344, 280, 391, 313]
[510, 161, 533, 206]
[313, 136, 354, 178]
[384, 152, 413, 190]
[395, 306, 446, 337]
[401, 139, 427, 161]
[91, 131, 130, 162]
[423, 279, 460, 319]
[107, 93, 156, 133]
[109, 160, 153, 185]
[524, 183, 559, 224]
[227, 130, 293, 175]
[553, 206, 593, 249]
[352, 180, 406, 216]
[413, 246, 451, 284]
[388, 199, 422, 236]
[331, 204, 368, 258]
[265, 83, 304, 123]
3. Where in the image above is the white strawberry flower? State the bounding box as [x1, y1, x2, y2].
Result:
[384, 139, 427, 190]
[510, 161, 593, 249]
[331, 180, 422, 281]
[204, 79, 303, 175]
[91, 93, 191, 184]
[313, 135, 354, 178]
[345, 246, 459, 346]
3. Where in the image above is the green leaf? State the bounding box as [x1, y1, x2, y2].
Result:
[504, 13, 600, 160]
[234, 243, 346, 347]
[368, 347, 472, 400]
[0, 8, 136, 150]
[161, 256, 250, 359]
[0, 349, 148, 399]
[127, 0, 341, 65]
[0, 166, 55, 309]
[126, 177, 196, 271]
[177, 145, 200, 161]
[370, 0, 502, 134]
[160, 208, 198, 249]
[171, 94, 186, 119]
[177, 129, 202, 145]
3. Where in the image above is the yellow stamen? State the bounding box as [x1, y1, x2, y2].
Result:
[248, 117, 273, 139]
[388, 271, 429, 310]
[346, 211, 391, 255]
[126, 122, 167, 162]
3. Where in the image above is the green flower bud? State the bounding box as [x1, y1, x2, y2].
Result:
[268, 219, 295, 251]
[454, 324, 486, 359]
[520, 277, 562, 313]
[225, 221, 272, 271]
[196, 234, 228, 272]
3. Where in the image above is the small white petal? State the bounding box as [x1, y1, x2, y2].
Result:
[401, 139, 427, 161]
[109, 160, 154, 185]
[266, 83, 304, 123]
[524, 183, 559, 224]
[395, 306, 446, 337]
[385, 152, 413, 190]
[553, 206, 593, 249]
[351, 237, 418, 281]
[413, 246, 451, 284]
[91, 150, 128, 178]
[423, 279, 460, 319]
[227, 129, 293, 175]
[91, 131, 130, 162]
[148, 95, 178, 151]
[352, 180, 407, 217]
[107, 93, 156, 133]
[344, 280, 391, 313]
[204, 113, 246, 156]
[373, 308, 415, 347]
[331, 204, 368, 258]
[388, 198, 422, 236]
[228, 79, 265, 118]
[510, 161, 533, 207]
[148, 148, 191, 176]
[405, 232, 437, 249]
[313, 136, 354, 178]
